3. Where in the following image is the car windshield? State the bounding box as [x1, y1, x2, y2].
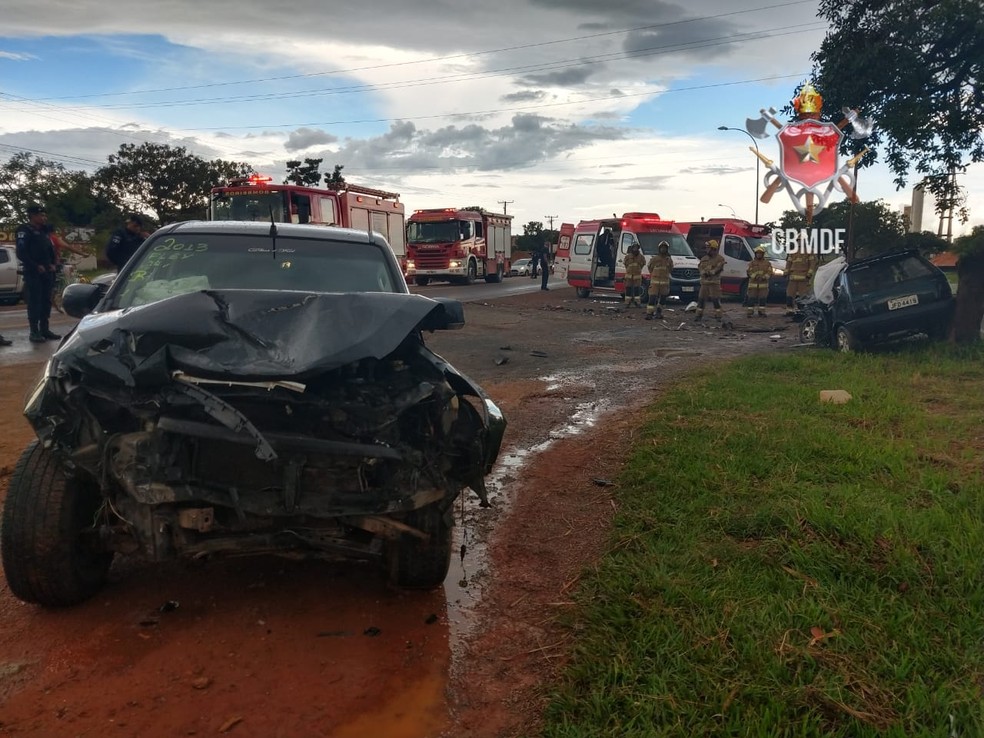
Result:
[846, 255, 936, 297]
[113, 232, 398, 309]
[747, 236, 785, 262]
[211, 192, 286, 222]
[634, 233, 694, 257]
[407, 221, 463, 243]
[514, 258, 530, 265]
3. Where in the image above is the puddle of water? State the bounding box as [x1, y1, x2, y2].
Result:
[330, 667, 449, 738]
[443, 400, 605, 643]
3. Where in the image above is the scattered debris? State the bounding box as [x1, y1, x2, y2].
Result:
[219, 715, 244, 733]
[820, 390, 852, 404]
[684, 301, 698, 312]
[769, 334, 784, 341]
[191, 676, 212, 690]
[499, 345, 512, 351]
[363, 626, 381, 637]
[530, 350, 549, 358]
[592, 478, 615, 487]
[0, 662, 26, 679]
[494, 356, 509, 366]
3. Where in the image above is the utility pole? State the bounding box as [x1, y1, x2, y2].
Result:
[544, 215, 558, 230]
[498, 200, 514, 215]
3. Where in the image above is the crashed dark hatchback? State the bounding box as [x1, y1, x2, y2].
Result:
[797, 249, 954, 352]
[1, 221, 505, 606]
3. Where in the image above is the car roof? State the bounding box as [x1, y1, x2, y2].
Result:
[158, 220, 384, 246]
[845, 248, 924, 270]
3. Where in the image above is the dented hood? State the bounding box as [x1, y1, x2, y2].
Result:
[53, 290, 459, 387]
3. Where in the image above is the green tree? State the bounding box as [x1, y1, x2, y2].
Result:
[516, 220, 544, 252]
[324, 164, 346, 188]
[96, 143, 252, 224]
[0, 153, 73, 223]
[284, 158, 323, 186]
[811, 0, 983, 218]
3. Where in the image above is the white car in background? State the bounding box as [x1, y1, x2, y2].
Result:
[510, 258, 532, 276]
[0, 245, 24, 305]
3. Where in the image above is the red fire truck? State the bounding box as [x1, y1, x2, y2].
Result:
[210, 174, 406, 264]
[405, 208, 512, 285]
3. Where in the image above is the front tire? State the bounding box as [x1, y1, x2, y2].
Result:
[485, 263, 504, 284]
[799, 315, 826, 345]
[1, 441, 112, 606]
[385, 503, 453, 589]
[464, 259, 477, 285]
[414, 276, 431, 286]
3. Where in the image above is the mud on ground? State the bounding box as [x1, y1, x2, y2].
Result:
[0, 288, 791, 737]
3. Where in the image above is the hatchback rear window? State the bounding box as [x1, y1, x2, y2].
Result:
[847, 255, 936, 296]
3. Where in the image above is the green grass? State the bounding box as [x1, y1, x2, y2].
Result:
[543, 345, 984, 737]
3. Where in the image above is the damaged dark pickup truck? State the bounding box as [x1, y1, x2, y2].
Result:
[1, 221, 505, 606]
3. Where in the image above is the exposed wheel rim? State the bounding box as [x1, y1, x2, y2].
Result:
[801, 318, 818, 343]
[836, 328, 852, 352]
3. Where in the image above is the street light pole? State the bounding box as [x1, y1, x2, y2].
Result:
[718, 126, 760, 224]
[718, 203, 738, 218]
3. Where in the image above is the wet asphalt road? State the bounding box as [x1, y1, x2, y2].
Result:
[408, 272, 561, 302]
[0, 275, 563, 368]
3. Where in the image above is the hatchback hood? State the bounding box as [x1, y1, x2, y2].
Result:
[53, 290, 460, 387]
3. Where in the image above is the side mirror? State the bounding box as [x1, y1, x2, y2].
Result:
[421, 297, 465, 331]
[62, 282, 104, 319]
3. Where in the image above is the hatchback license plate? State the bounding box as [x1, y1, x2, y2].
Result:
[682, 286, 695, 292]
[887, 294, 918, 310]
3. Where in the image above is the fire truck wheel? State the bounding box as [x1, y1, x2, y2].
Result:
[484, 263, 504, 284]
[414, 276, 430, 286]
[464, 259, 477, 285]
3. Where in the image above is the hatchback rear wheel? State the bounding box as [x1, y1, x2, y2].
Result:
[835, 325, 860, 353]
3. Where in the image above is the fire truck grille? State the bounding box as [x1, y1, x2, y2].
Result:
[416, 255, 450, 269]
[672, 268, 700, 280]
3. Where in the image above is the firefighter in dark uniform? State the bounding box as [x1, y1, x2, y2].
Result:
[696, 239, 725, 322]
[106, 214, 149, 272]
[15, 205, 60, 343]
[645, 240, 673, 320]
[745, 245, 772, 317]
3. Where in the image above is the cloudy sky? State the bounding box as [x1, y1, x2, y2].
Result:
[1, 0, 980, 234]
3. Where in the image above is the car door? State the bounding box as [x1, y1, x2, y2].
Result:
[0, 246, 18, 295]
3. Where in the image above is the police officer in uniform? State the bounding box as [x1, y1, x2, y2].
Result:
[745, 245, 772, 317]
[696, 240, 725, 322]
[15, 205, 60, 343]
[623, 241, 646, 306]
[645, 240, 673, 320]
[106, 214, 149, 272]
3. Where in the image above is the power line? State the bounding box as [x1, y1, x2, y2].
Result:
[22, 0, 818, 102]
[498, 200, 515, 215]
[178, 72, 808, 131]
[2, 22, 823, 112]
